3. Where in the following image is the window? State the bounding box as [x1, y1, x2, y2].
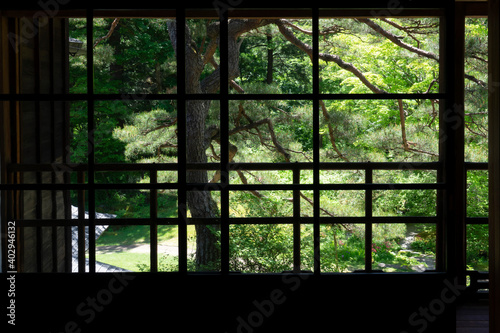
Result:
[0, 4, 487, 279]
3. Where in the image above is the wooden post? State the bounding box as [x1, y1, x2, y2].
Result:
[489, 1, 500, 332]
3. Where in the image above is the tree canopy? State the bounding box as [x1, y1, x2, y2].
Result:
[69, 16, 489, 272]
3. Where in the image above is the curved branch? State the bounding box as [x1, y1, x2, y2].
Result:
[319, 100, 350, 162]
[229, 118, 291, 162]
[358, 18, 488, 91]
[93, 18, 120, 49]
[357, 18, 439, 61]
[275, 19, 387, 94]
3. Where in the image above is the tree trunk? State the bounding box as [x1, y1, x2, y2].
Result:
[186, 99, 220, 269]
[108, 20, 124, 85]
[168, 19, 274, 269]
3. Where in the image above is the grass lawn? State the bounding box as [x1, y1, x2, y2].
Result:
[94, 225, 197, 271]
[95, 252, 150, 271]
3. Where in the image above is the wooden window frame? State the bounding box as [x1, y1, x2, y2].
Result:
[0, 2, 489, 281]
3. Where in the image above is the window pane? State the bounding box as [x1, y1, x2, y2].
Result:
[158, 190, 178, 218]
[230, 191, 293, 218]
[186, 18, 219, 94]
[467, 170, 488, 218]
[320, 224, 365, 272]
[319, 100, 440, 163]
[95, 225, 150, 272]
[95, 189, 150, 219]
[187, 191, 220, 272]
[227, 100, 312, 163]
[93, 18, 176, 94]
[157, 224, 180, 272]
[319, 18, 439, 94]
[97, 100, 177, 164]
[233, 19, 312, 94]
[464, 18, 488, 162]
[320, 170, 364, 184]
[320, 190, 364, 217]
[373, 190, 436, 217]
[229, 224, 294, 273]
[373, 223, 436, 273]
[70, 101, 89, 164]
[466, 224, 489, 272]
[69, 18, 88, 93]
[373, 169, 437, 184]
[230, 170, 294, 185]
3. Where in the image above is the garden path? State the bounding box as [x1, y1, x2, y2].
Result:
[377, 224, 436, 272]
[96, 243, 195, 256]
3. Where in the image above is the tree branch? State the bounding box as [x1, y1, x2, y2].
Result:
[464, 74, 487, 89]
[93, 18, 120, 49]
[319, 100, 350, 162]
[229, 117, 291, 162]
[143, 118, 178, 135]
[359, 18, 488, 90]
[275, 19, 387, 94]
[357, 18, 438, 61]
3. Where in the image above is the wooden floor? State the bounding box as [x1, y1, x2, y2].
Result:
[456, 299, 489, 333]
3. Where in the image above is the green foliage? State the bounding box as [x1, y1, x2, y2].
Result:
[68, 17, 490, 273]
[467, 225, 489, 271]
[229, 224, 294, 273]
[467, 170, 489, 218]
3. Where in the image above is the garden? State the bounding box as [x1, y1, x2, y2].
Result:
[69, 16, 489, 273]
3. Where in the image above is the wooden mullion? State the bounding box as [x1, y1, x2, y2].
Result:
[150, 167, 158, 273]
[176, 9, 188, 274]
[365, 167, 373, 272]
[489, 0, 500, 330]
[49, 18, 59, 272]
[219, 9, 229, 275]
[77, 171, 85, 273]
[86, 9, 96, 273]
[293, 168, 301, 273]
[312, 8, 320, 275]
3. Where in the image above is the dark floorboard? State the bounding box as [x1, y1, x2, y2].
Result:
[456, 299, 489, 333]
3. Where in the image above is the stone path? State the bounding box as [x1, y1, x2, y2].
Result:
[376, 223, 436, 272]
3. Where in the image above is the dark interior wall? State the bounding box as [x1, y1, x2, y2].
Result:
[16, 17, 69, 272]
[11, 273, 457, 333]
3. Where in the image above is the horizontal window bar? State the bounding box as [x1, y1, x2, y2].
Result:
[0, 183, 444, 191]
[16, 218, 176, 227]
[465, 217, 489, 225]
[7, 162, 441, 172]
[0, 93, 446, 101]
[464, 162, 488, 170]
[229, 183, 444, 191]
[15, 216, 439, 227]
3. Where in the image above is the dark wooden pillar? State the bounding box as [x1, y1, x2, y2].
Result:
[489, 1, 500, 332]
[1, 14, 70, 273]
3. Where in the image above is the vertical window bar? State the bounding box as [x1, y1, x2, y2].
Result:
[312, 7, 320, 275]
[219, 9, 230, 275]
[34, 17, 43, 272]
[77, 171, 85, 273]
[62, 18, 73, 273]
[150, 167, 158, 273]
[365, 167, 373, 272]
[49, 19, 59, 272]
[293, 168, 301, 273]
[176, 9, 188, 274]
[86, 9, 96, 273]
[436, 164, 444, 271]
